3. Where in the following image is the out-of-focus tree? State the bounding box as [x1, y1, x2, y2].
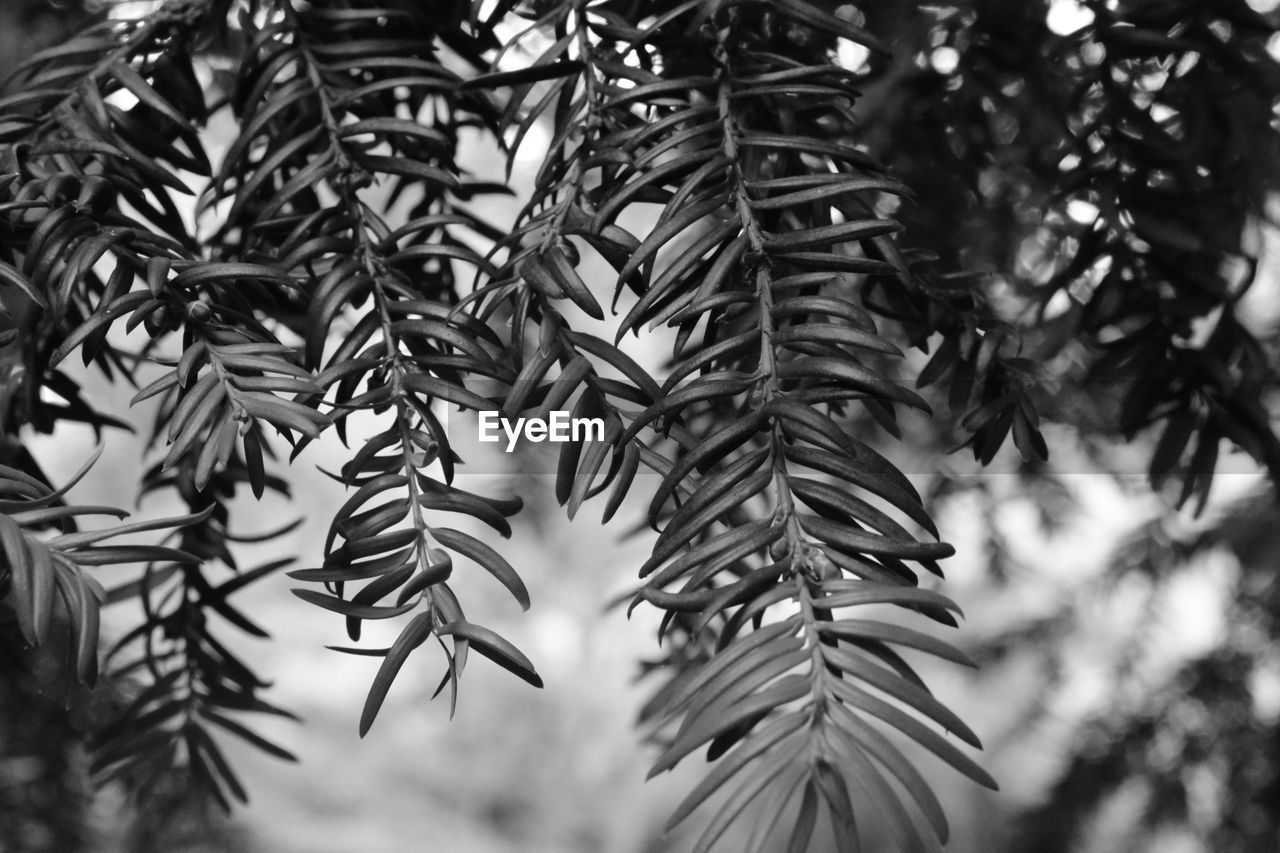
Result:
[0, 1, 90, 82]
[1, 1, 1279, 851]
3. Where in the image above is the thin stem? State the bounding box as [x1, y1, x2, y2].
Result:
[715, 18, 829, 729]
[278, 0, 439, 569]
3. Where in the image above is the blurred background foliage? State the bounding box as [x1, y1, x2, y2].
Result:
[3, 0, 1280, 851]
